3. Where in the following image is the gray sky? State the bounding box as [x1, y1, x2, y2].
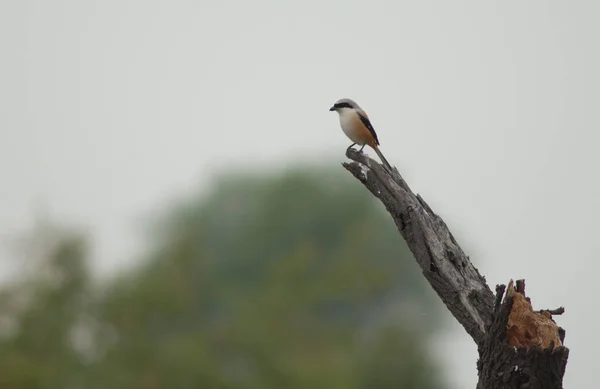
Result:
[1, 1, 598, 387]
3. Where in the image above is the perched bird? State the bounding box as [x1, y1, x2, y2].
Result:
[329, 98, 392, 171]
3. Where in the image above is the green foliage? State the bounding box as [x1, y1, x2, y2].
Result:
[0, 167, 448, 389]
[0, 233, 90, 389]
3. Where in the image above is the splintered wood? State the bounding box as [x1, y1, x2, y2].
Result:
[505, 279, 562, 350]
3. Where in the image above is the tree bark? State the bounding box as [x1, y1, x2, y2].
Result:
[477, 282, 569, 389]
[342, 149, 569, 388]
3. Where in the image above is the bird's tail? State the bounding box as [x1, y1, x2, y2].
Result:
[373, 146, 393, 172]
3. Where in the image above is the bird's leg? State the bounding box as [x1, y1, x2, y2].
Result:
[358, 144, 366, 153]
[346, 143, 356, 153]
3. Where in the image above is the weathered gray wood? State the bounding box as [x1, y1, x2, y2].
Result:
[342, 148, 495, 344]
[476, 284, 569, 388]
[342, 149, 569, 388]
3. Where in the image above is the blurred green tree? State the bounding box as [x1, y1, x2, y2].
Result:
[0, 224, 91, 389]
[0, 167, 448, 389]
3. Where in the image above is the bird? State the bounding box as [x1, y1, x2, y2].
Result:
[329, 98, 392, 171]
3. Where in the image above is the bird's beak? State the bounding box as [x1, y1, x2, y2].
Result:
[329, 106, 336, 111]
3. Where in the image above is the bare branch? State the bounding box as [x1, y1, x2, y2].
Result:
[537, 307, 565, 316]
[342, 149, 496, 344]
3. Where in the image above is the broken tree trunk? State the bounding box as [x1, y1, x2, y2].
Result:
[342, 149, 569, 388]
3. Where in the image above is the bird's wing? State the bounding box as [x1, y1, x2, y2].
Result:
[355, 110, 380, 145]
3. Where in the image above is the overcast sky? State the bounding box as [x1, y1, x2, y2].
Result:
[2, 1, 599, 387]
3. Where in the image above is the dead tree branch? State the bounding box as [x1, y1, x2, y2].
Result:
[342, 149, 495, 344]
[342, 149, 569, 388]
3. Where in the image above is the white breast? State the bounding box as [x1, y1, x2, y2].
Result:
[338, 109, 364, 145]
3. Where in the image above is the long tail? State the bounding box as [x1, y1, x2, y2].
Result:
[373, 146, 393, 172]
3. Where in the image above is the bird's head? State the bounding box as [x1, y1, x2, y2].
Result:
[329, 98, 360, 113]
